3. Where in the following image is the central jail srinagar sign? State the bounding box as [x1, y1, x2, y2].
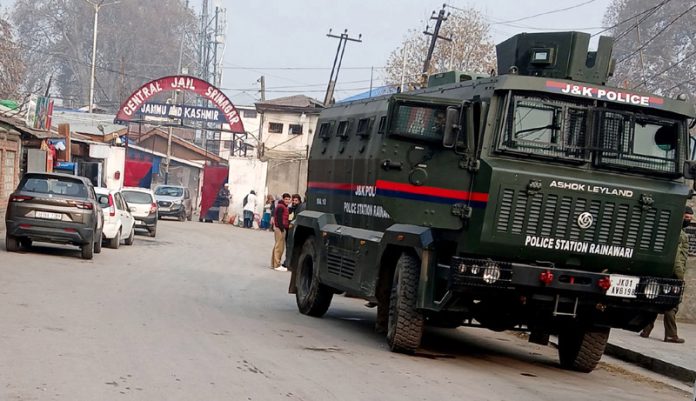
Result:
[135, 103, 226, 124]
[114, 75, 245, 132]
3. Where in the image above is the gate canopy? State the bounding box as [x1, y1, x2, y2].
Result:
[114, 75, 245, 133]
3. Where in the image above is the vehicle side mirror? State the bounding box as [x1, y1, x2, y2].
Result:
[443, 107, 460, 148]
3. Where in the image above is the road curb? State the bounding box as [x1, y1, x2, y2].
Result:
[605, 342, 696, 384]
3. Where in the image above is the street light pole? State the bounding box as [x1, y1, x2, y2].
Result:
[84, 0, 119, 113]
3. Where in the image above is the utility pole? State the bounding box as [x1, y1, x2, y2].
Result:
[84, 0, 119, 113]
[323, 29, 362, 106]
[258, 76, 266, 145]
[421, 5, 451, 87]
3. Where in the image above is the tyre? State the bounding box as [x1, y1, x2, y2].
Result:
[387, 251, 424, 353]
[558, 327, 610, 373]
[6, 234, 19, 252]
[109, 229, 121, 249]
[178, 211, 186, 222]
[148, 225, 157, 238]
[94, 232, 102, 254]
[295, 236, 333, 317]
[124, 226, 135, 245]
[81, 238, 94, 260]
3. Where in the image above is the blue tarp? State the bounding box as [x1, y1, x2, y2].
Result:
[338, 85, 398, 103]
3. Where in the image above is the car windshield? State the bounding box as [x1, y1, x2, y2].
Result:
[19, 177, 88, 198]
[122, 190, 153, 204]
[155, 186, 183, 197]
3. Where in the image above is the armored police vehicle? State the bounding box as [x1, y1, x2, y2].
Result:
[287, 32, 695, 372]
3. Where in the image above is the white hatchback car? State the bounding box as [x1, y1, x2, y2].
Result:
[95, 187, 135, 249]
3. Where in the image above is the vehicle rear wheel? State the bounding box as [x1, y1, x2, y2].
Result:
[6, 234, 19, 252]
[295, 236, 333, 317]
[94, 232, 102, 254]
[387, 251, 424, 353]
[148, 225, 157, 238]
[81, 238, 94, 260]
[124, 226, 135, 245]
[558, 327, 610, 373]
[109, 229, 121, 249]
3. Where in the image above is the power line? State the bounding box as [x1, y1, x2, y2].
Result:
[592, 0, 671, 37]
[632, 47, 696, 90]
[490, 0, 597, 25]
[617, 2, 696, 64]
[221, 66, 385, 71]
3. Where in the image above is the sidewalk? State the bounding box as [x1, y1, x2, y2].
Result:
[606, 317, 696, 383]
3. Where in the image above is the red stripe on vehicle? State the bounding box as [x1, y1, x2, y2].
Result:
[307, 181, 355, 191]
[375, 180, 489, 202]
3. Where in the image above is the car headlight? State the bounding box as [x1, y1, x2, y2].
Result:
[643, 280, 660, 299]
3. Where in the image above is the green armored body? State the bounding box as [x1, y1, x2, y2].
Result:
[287, 32, 695, 373]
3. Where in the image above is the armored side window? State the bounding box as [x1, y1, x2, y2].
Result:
[337, 120, 350, 139]
[268, 122, 283, 134]
[378, 116, 387, 134]
[318, 122, 333, 140]
[356, 118, 371, 137]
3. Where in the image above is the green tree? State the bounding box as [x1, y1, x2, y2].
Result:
[603, 0, 696, 96]
[383, 6, 496, 89]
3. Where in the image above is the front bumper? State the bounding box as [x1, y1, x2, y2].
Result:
[448, 256, 683, 311]
[158, 204, 183, 217]
[6, 217, 94, 245]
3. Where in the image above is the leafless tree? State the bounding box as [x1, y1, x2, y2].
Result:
[0, 16, 26, 99]
[11, 0, 199, 109]
[383, 6, 496, 89]
[604, 0, 696, 97]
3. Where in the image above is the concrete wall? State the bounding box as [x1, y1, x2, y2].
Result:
[679, 259, 696, 322]
[227, 157, 268, 219]
[266, 159, 308, 201]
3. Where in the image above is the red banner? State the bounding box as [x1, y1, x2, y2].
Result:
[114, 76, 246, 132]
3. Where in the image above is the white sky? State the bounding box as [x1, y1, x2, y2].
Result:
[218, 0, 611, 105]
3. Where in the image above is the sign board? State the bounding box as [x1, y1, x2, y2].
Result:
[25, 96, 54, 131]
[135, 102, 226, 124]
[114, 75, 245, 133]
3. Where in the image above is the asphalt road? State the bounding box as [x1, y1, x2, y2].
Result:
[0, 221, 689, 401]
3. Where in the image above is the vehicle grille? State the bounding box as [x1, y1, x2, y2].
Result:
[158, 201, 172, 208]
[495, 188, 671, 253]
[327, 246, 356, 279]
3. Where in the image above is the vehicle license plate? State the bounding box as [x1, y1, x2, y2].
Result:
[135, 220, 144, 225]
[35, 211, 63, 220]
[606, 274, 639, 298]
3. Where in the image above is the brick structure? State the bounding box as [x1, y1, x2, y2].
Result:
[0, 127, 22, 222]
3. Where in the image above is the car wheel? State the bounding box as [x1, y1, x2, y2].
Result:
[6, 234, 20, 252]
[124, 226, 135, 245]
[178, 210, 186, 222]
[109, 229, 121, 249]
[94, 232, 102, 254]
[148, 225, 157, 238]
[295, 236, 334, 317]
[81, 238, 94, 260]
[387, 251, 424, 353]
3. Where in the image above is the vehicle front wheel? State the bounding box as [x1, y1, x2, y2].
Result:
[178, 211, 186, 222]
[558, 326, 610, 373]
[295, 236, 333, 317]
[124, 227, 135, 245]
[109, 229, 121, 249]
[6, 234, 19, 252]
[148, 225, 157, 238]
[81, 239, 94, 260]
[387, 251, 424, 353]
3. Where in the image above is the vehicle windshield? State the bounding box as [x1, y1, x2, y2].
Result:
[501, 96, 588, 160]
[499, 94, 685, 175]
[155, 186, 183, 197]
[122, 190, 154, 204]
[20, 177, 88, 198]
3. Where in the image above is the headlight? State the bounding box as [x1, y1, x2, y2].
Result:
[662, 284, 672, 294]
[482, 263, 501, 284]
[643, 280, 660, 299]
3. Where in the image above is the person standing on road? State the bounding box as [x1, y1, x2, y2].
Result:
[272, 193, 291, 271]
[217, 183, 231, 223]
[260, 194, 274, 230]
[243, 190, 257, 228]
[282, 194, 305, 267]
[640, 205, 692, 343]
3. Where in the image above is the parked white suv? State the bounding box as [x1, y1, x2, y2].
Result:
[95, 187, 135, 249]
